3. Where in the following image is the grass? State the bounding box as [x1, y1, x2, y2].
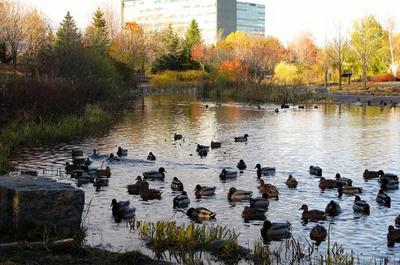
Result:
[329, 82, 400, 96]
[150, 70, 208, 89]
[0, 104, 113, 174]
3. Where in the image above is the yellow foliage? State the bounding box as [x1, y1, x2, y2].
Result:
[274, 62, 302, 85]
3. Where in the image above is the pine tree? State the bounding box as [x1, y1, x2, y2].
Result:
[152, 25, 184, 71]
[183, 19, 202, 69]
[55, 11, 82, 50]
[85, 8, 109, 53]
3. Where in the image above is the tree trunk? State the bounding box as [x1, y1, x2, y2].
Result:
[324, 67, 328, 89]
[338, 64, 342, 90]
[362, 65, 367, 90]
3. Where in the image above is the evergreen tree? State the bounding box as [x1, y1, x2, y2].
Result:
[55, 11, 82, 50]
[152, 25, 184, 71]
[183, 19, 202, 69]
[85, 8, 109, 53]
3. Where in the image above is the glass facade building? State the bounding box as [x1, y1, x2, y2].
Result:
[236, 1, 265, 37]
[121, 0, 265, 44]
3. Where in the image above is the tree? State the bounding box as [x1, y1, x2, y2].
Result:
[260, 36, 287, 75]
[84, 8, 109, 54]
[385, 18, 400, 76]
[0, 1, 25, 72]
[351, 16, 384, 89]
[102, 4, 120, 40]
[191, 44, 213, 71]
[326, 26, 350, 90]
[55, 11, 82, 50]
[183, 19, 202, 69]
[288, 33, 318, 68]
[274, 62, 301, 85]
[152, 25, 183, 72]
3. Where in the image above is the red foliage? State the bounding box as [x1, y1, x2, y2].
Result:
[370, 74, 400, 82]
[217, 59, 248, 82]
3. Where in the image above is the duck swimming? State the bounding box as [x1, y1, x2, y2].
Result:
[363, 169, 384, 179]
[319, 177, 337, 190]
[309, 166, 322, 176]
[174, 133, 183, 140]
[139, 188, 162, 201]
[250, 194, 269, 209]
[171, 177, 184, 191]
[255, 164, 276, 177]
[143, 167, 166, 181]
[117, 146, 128, 157]
[325, 200, 341, 216]
[111, 199, 136, 221]
[242, 206, 266, 221]
[237, 159, 247, 170]
[186, 207, 216, 220]
[127, 176, 149, 195]
[173, 191, 190, 208]
[337, 184, 362, 197]
[195, 185, 216, 197]
[335, 173, 352, 186]
[261, 220, 291, 241]
[286, 175, 298, 188]
[376, 189, 391, 207]
[210, 141, 222, 149]
[227, 187, 252, 202]
[219, 169, 238, 180]
[234, 134, 249, 142]
[395, 215, 400, 226]
[147, 152, 156, 161]
[353, 195, 370, 214]
[260, 183, 279, 200]
[380, 177, 399, 191]
[310, 225, 327, 246]
[387, 225, 400, 247]
[299, 204, 327, 221]
[108, 153, 120, 162]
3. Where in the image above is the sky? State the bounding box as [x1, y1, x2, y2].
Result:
[22, 0, 400, 45]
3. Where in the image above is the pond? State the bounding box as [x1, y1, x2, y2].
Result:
[10, 94, 400, 263]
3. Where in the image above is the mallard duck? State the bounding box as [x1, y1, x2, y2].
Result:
[363, 169, 384, 179]
[395, 215, 400, 226]
[299, 204, 327, 221]
[309, 166, 322, 176]
[186, 207, 216, 220]
[70, 169, 95, 184]
[234, 134, 249, 142]
[174, 133, 183, 140]
[286, 175, 298, 188]
[250, 194, 269, 209]
[281, 104, 289, 109]
[376, 190, 391, 207]
[210, 141, 222, 149]
[261, 220, 291, 241]
[242, 206, 266, 220]
[337, 184, 362, 197]
[195, 185, 216, 197]
[319, 177, 337, 190]
[353, 196, 370, 214]
[143, 167, 166, 181]
[380, 178, 399, 191]
[387, 225, 400, 247]
[335, 173, 352, 186]
[173, 191, 190, 208]
[197, 148, 208, 157]
[117, 146, 128, 157]
[140, 188, 162, 201]
[93, 176, 109, 187]
[147, 152, 156, 161]
[127, 176, 149, 195]
[219, 169, 237, 180]
[91, 149, 106, 159]
[237, 159, 247, 170]
[65, 162, 88, 173]
[227, 187, 252, 201]
[171, 177, 184, 191]
[108, 153, 120, 162]
[196, 144, 210, 152]
[261, 183, 279, 200]
[325, 200, 341, 216]
[298, 105, 305, 109]
[111, 199, 135, 221]
[258, 179, 266, 191]
[255, 164, 276, 176]
[96, 167, 111, 178]
[310, 225, 327, 246]
[274, 108, 279, 113]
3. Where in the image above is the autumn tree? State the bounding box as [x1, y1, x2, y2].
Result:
[102, 3, 120, 40]
[274, 62, 301, 85]
[84, 8, 109, 54]
[288, 33, 318, 68]
[183, 19, 202, 69]
[351, 16, 384, 89]
[385, 18, 400, 76]
[191, 44, 213, 71]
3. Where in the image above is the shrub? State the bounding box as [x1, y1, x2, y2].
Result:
[217, 59, 248, 82]
[150, 70, 206, 89]
[369, 73, 399, 82]
[274, 62, 302, 85]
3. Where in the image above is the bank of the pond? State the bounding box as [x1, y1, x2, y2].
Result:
[0, 105, 116, 174]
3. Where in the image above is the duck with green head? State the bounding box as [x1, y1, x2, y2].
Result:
[143, 167, 167, 181]
[186, 207, 216, 220]
[227, 187, 252, 202]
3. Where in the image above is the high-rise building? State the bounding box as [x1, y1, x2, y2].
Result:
[121, 0, 265, 44]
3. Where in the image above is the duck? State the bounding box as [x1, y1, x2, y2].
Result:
[227, 187, 252, 202]
[186, 207, 216, 220]
[274, 108, 279, 113]
[376, 189, 391, 207]
[255, 164, 276, 176]
[319, 177, 337, 190]
[353, 196, 370, 214]
[258, 179, 266, 191]
[117, 146, 128, 157]
[108, 153, 120, 162]
[286, 175, 298, 188]
[171, 177, 184, 191]
[337, 184, 362, 197]
[139, 188, 162, 201]
[173, 191, 190, 208]
[111, 199, 136, 221]
[127, 176, 149, 195]
[363, 169, 384, 179]
[237, 159, 247, 170]
[261, 220, 291, 241]
[395, 215, 400, 226]
[298, 105, 305, 109]
[335, 173, 352, 186]
[195, 185, 216, 197]
[174, 133, 183, 140]
[310, 225, 327, 246]
[210, 141, 222, 149]
[147, 152, 156, 161]
[196, 144, 210, 152]
[325, 200, 341, 216]
[234, 134, 249, 142]
[281, 104, 289, 109]
[219, 169, 238, 180]
[197, 148, 208, 157]
[299, 204, 327, 221]
[242, 206, 266, 221]
[70, 169, 95, 184]
[380, 173, 398, 182]
[91, 149, 105, 159]
[309, 165, 322, 176]
[96, 167, 111, 178]
[250, 193, 269, 209]
[93, 176, 109, 187]
[380, 178, 399, 191]
[261, 183, 279, 200]
[143, 167, 166, 181]
[387, 225, 400, 247]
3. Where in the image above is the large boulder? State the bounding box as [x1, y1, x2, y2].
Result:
[0, 175, 84, 240]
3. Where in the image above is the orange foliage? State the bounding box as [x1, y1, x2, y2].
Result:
[191, 44, 212, 71]
[218, 59, 248, 82]
[124, 21, 143, 34]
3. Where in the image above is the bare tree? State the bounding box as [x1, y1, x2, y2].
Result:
[102, 3, 120, 40]
[386, 18, 399, 76]
[326, 26, 350, 90]
[1, 0, 25, 72]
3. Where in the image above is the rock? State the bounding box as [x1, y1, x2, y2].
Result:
[0, 175, 84, 239]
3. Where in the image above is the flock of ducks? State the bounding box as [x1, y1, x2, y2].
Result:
[64, 131, 400, 248]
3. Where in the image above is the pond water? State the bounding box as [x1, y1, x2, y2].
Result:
[10, 94, 400, 263]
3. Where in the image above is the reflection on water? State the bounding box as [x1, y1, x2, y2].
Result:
[10, 95, 400, 262]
